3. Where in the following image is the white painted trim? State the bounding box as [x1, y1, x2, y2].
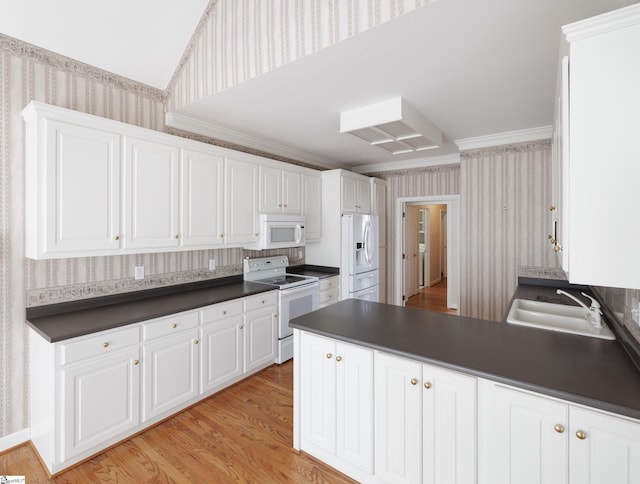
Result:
[0, 428, 30, 453]
[352, 153, 460, 174]
[563, 3, 640, 43]
[395, 195, 460, 311]
[165, 112, 346, 170]
[454, 126, 552, 151]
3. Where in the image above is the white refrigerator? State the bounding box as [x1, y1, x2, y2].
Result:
[341, 214, 379, 301]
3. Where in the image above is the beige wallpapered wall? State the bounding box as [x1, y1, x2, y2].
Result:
[167, 0, 431, 111]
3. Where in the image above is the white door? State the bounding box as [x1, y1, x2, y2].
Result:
[441, 210, 448, 278]
[123, 136, 180, 249]
[225, 157, 259, 244]
[45, 121, 121, 254]
[356, 178, 371, 213]
[181, 148, 224, 247]
[341, 176, 358, 213]
[282, 170, 302, 214]
[200, 316, 244, 394]
[478, 381, 568, 484]
[243, 307, 276, 372]
[300, 332, 337, 454]
[569, 407, 640, 484]
[62, 348, 140, 460]
[335, 342, 374, 474]
[303, 174, 322, 240]
[259, 165, 282, 213]
[423, 364, 477, 484]
[375, 352, 423, 484]
[142, 330, 199, 422]
[405, 206, 420, 300]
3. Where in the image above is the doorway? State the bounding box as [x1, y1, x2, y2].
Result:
[394, 195, 460, 313]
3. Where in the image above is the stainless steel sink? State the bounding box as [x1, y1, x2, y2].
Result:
[506, 299, 615, 340]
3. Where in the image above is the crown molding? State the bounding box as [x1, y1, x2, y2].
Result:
[454, 126, 552, 151]
[165, 112, 346, 170]
[563, 3, 640, 43]
[352, 153, 460, 174]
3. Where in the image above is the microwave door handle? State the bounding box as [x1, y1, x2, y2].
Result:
[295, 224, 302, 243]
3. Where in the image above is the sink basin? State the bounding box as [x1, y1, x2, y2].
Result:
[506, 299, 615, 340]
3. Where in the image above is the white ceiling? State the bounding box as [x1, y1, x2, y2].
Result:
[0, 0, 636, 170]
[0, 0, 209, 89]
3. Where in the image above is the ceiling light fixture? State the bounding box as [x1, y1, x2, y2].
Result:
[340, 97, 443, 155]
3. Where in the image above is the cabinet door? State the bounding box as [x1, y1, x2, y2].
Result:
[62, 348, 140, 460]
[423, 364, 476, 484]
[336, 342, 373, 474]
[225, 157, 259, 244]
[123, 136, 180, 249]
[243, 307, 276, 372]
[200, 316, 243, 394]
[299, 332, 336, 454]
[375, 352, 423, 484]
[142, 330, 199, 422]
[570, 407, 640, 484]
[181, 149, 224, 247]
[259, 165, 282, 213]
[282, 170, 302, 214]
[356, 178, 371, 213]
[478, 381, 568, 484]
[303, 174, 322, 240]
[341, 176, 358, 213]
[43, 121, 121, 256]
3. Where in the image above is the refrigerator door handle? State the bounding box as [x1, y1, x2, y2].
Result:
[363, 220, 372, 265]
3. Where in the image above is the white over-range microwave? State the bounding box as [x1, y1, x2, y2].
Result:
[244, 214, 306, 250]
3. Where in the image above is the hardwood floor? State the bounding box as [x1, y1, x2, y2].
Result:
[0, 362, 356, 483]
[406, 278, 457, 315]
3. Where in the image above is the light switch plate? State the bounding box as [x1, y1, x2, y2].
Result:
[632, 297, 640, 325]
[134, 266, 144, 280]
[209, 258, 216, 271]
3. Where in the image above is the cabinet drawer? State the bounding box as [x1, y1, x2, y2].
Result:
[319, 276, 339, 291]
[142, 310, 199, 341]
[244, 291, 277, 312]
[60, 325, 140, 365]
[319, 288, 339, 305]
[200, 299, 243, 324]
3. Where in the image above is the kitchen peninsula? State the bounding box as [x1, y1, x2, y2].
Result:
[291, 297, 640, 484]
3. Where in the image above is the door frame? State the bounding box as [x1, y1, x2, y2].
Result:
[395, 195, 460, 310]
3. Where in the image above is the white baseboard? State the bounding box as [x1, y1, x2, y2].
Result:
[0, 428, 30, 453]
[429, 276, 442, 287]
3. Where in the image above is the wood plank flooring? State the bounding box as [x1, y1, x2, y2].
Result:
[0, 362, 356, 483]
[406, 278, 457, 314]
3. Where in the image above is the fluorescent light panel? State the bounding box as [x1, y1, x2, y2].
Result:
[340, 97, 443, 155]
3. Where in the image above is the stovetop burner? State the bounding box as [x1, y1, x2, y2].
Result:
[243, 255, 319, 289]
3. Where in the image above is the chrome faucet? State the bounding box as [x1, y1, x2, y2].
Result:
[556, 289, 603, 328]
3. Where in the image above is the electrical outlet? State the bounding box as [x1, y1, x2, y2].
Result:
[134, 266, 144, 280]
[209, 258, 216, 271]
[298, 250, 303, 259]
[632, 297, 640, 326]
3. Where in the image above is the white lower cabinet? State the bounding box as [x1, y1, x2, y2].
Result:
[30, 290, 278, 475]
[479, 380, 640, 484]
[318, 276, 340, 309]
[375, 352, 476, 484]
[299, 331, 374, 482]
[62, 347, 140, 461]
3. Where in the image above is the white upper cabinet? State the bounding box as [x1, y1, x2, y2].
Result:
[123, 136, 180, 250]
[341, 174, 371, 214]
[556, 5, 640, 288]
[23, 101, 321, 259]
[259, 166, 302, 214]
[180, 148, 224, 248]
[23, 107, 122, 259]
[303, 174, 322, 240]
[225, 157, 260, 245]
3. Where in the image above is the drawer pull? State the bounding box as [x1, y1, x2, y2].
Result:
[172, 323, 177, 329]
[223, 310, 227, 315]
[103, 342, 109, 348]
[114, 235, 120, 241]
[554, 424, 565, 433]
[424, 382, 432, 390]
[335, 356, 342, 362]
[326, 353, 332, 359]
[576, 430, 587, 440]
[261, 300, 265, 304]
[133, 359, 139, 366]
[410, 378, 418, 386]
[194, 339, 199, 345]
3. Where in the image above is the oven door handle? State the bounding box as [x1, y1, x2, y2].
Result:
[279, 282, 319, 296]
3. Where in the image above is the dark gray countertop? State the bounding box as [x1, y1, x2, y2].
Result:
[290, 298, 640, 420]
[26, 277, 275, 343]
[288, 264, 339, 279]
